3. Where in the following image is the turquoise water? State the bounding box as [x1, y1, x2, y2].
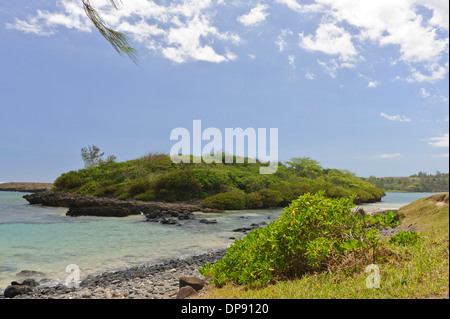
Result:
[0, 191, 438, 289]
[360, 192, 439, 209]
[0, 191, 281, 289]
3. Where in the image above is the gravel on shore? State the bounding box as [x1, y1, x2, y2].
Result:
[0, 248, 227, 299]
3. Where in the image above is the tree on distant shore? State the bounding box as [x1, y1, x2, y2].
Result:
[81, 145, 116, 168]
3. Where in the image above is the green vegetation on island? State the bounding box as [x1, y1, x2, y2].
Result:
[362, 172, 449, 193]
[52, 149, 385, 209]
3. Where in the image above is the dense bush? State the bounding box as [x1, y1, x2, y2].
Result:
[246, 189, 283, 208]
[202, 190, 247, 210]
[53, 171, 87, 190]
[389, 231, 419, 246]
[193, 169, 231, 196]
[134, 190, 157, 201]
[127, 178, 152, 196]
[154, 169, 202, 201]
[199, 191, 381, 286]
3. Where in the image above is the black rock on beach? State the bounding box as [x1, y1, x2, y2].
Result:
[0, 248, 227, 299]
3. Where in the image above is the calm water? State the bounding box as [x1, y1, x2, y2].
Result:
[0, 191, 281, 289]
[0, 191, 437, 289]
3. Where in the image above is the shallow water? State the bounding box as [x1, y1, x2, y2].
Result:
[0, 191, 438, 289]
[0, 191, 281, 289]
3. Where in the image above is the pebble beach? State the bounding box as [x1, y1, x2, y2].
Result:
[0, 248, 227, 299]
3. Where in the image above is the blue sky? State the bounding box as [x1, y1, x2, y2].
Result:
[0, 0, 448, 183]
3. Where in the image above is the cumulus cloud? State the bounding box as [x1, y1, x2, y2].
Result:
[427, 133, 449, 147]
[380, 112, 411, 122]
[299, 23, 358, 61]
[6, 0, 241, 64]
[5, 0, 449, 74]
[278, 0, 449, 80]
[237, 4, 270, 26]
[368, 81, 378, 88]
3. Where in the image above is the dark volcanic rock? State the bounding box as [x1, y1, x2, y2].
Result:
[199, 219, 217, 224]
[179, 276, 205, 291]
[176, 286, 198, 299]
[4, 283, 33, 298]
[23, 191, 223, 217]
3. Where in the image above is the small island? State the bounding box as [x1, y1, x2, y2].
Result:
[21, 152, 387, 217]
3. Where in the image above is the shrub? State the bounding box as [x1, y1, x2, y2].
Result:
[134, 190, 157, 202]
[193, 169, 231, 196]
[245, 191, 264, 208]
[53, 171, 87, 190]
[154, 169, 202, 201]
[77, 180, 99, 195]
[246, 189, 283, 208]
[199, 191, 380, 286]
[365, 210, 400, 229]
[117, 193, 132, 200]
[389, 231, 419, 246]
[268, 181, 311, 205]
[94, 182, 124, 197]
[202, 190, 246, 210]
[127, 179, 152, 196]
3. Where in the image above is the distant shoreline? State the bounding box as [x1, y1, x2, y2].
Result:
[0, 182, 53, 193]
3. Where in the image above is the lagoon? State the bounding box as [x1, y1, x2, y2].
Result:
[0, 191, 436, 290]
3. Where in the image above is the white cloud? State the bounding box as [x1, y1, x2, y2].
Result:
[317, 58, 356, 78]
[416, 0, 449, 31]
[288, 55, 295, 69]
[420, 88, 431, 98]
[407, 63, 448, 83]
[380, 112, 411, 122]
[5, 6, 91, 35]
[375, 153, 401, 159]
[276, 28, 293, 52]
[275, 0, 323, 13]
[432, 153, 449, 158]
[305, 72, 315, 80]
[237, 4, 270, 26]
[5, 0, 449, 73]
[317, 0, 448, 63]
[6, 0, 241, 64]
[427, 133, 449, 147]
[299, 23, 358, 62]
[368, 81, 378, 88]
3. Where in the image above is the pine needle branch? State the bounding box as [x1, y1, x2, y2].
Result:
[81, 0, 138, 64]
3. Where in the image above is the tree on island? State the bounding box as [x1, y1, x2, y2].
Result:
[81, 145, 116, 168]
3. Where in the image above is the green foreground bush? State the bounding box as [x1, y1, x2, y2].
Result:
[199, 191, 388, 286]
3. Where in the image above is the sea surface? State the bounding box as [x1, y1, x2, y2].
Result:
[0, 191, 438, 289]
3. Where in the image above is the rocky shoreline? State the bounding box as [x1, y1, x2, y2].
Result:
[0, 248, 227, 299]
[23, 191, 223, 217]
[0, 206, 412, 299]
[0, 182, 53, 193]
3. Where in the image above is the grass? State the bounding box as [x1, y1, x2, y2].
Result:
[200, 193, 449, 299]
